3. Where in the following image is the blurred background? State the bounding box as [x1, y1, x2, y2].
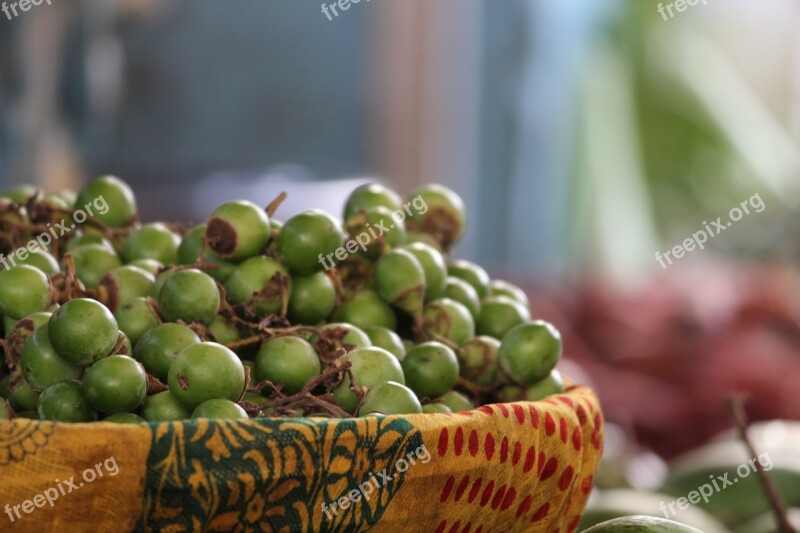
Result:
[3, 0, 800, 529]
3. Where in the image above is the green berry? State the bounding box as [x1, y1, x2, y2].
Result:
[489, 280, 529, 308]
[403, 242, 447, 302]
[437, 390, 473, 412]
[75, 175, 137, 228]
[168, 342, 245, 410]
[363, 326, 405, 362]
[498, 321, 562, 386]
[139, 390, 191, 421]
[206, 200, 271, 261]
[402, 342, 459, 399]
[0, 265, 51, 319]
[344, 206, 406, 258]
[1, 184, 37, 203]
[343, 182, 403, 221]
[99, 265, 155, 312]
[70, 243, 122, 289]
[459, 336, 500, 386]
[358, 381, 422, 416]
[192, 399, 248, 419]
[525, 369, 565, 401]
[495, 385, 525, 403]
[128, 258, 163, 275]
[422, 298, 475, 346]
[177, 224, 235, 281]
[134, 323, 201, 381]
[333, 346, 405, 414]
[317, 323, 372, 350]
[279, 209, 344, 275]
[287, 272, 336, 324]
[121, 222, 181, 264]
[422, 402, 452, 414]
[65, 232, 115, 253]
[15, 249, 60, 275]
[332, 289, 397, 330]
[447, 260, 490, 299]
[157, 269, 220, 325]
[49, 298, 119, 366]
[224, 256, 291, 316]
[476, 296, 530, 340]
[375, 249, 426, 316]
[444, 276, 481, 319]
[208, 315, 241, 345]
[406, 184, 466, 248]
[20, 324, 83, 389]
[103, 412, 146, 424]
[8, 376, 40, 411]
[115, 297, 162, 345]
[255, 336, 321, 395]
[83, 355, 147, 414]
[37, 380, 95, 422]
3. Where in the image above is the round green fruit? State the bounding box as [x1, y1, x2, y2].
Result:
[224, 256, 290, 316]
[447, 260, 490, 299]
[402, 342, 459, 399]
[363, 326, 405, 361]
[344, 206, 406, 258]
[476, 296, 530, 340]
[437, 390, 474, 412]
[134, 322, 201, 381]
[8, 377, 40, 411]
[208, 315, 241, 345]
[375, 249, 426, 316]
[278, 210, 344, 275]
[422, 402, 452, 414]
[525, 369, 565, 401]
[498, 321, 562, 386]
[332, 289, 397, 330]
[0, 265, 51, 319]
[177, 224, 235, 281]
[343, 182, 403, 221]
[127, 258, 163, 275]
[157, 269, 220, 325]
[206, 200, 271, 262]
[37, 380, 95, 422]
[114, 297, 162, 345]
[20, 325, 83, 389]
[255, 336, 321, 395]
[358, 381, 422, 416]
[49, 298, 119, 366]
[103, 412, 146, 424]
[444, 276, 481, 319]
[121, 222, 181, 264]
[69, 243, 122, 289]
[139, 391, 191, 421]
[406, 184, 466, 248]
[192, 399, 249, 419]
[83, 355, 147, 414]
[75, 175, 137, 228]
[167, 342, 245, 410]
[459, 335, 501, 386]
[333, 346, 405, 414]
[403, 242, 447, 302]
[422, 298, 475, 346]
[287, 272, 336, 324]
[15, 249, 60, 275]
[489, 280, 529, 308]
[99, 265, 155, 312]
[317, 323, 372, 350]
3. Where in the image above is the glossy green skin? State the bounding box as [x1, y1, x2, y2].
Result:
[206, 200, 271, 262]
[447, 260, 490, 299]
[192, 399, 249, 419]
[476, 296, 530, 340]
[495, 385, 525, 403]
[128, 258, 163, 275]
[581, 516, 703, 533]
[437, 390, 474, 413]
[358, 381, 422, 416]
[278, 210, 344, 275]
[134, 322, 201, 381]
[83, 355, 148, 414]
[75, 175, 137, 228]
[344, 206, 407, 258]
[0, 265, 51, 319]
[363, 326, 405, 362]
[332, 290, 397, 331]
[422, 402, 452, 414]
[287, 272, 336, 324]
[157, 269, 220, 325]
[37, 380, 95, 422]
[498, 321, 562, 386]
[177, 224, 235, 281]
[9, 377, 40, 411]
[343, 182, 403, 221]
[49, 189, 77, 208]
[15, 249, 60, 275]
[402, 342, 459, 399]
[70, 244, 122, 289]
[208, 315, 241, 345]
[151, 269, 175, 299]
[403, 242, 447, 302]
[489, 280, 529, 308]
[6, 311, 52, 342]
[406, 184, 467, 248]
[121, 222, 181, 264]
[333, 347, 405, 414]
[525, 369, 564, 401]
[318, 323, 372, 349]
[115, 297, 162, 345]
[375, 249, 426, 315]
[103, 412, 146, 424]
[49, 298, 119, 366]
[20, 325, 83, 389]
[168, 342, 245, 410]
[102, 265, 156, 309]
[65, 233, 115, 253]
[255, 336, 321, 395]
[224, 256, 291, 315]
[117, 332, 134, 355]
[139, 390, 191, 421]
[459, 335, 501, 386]
[422, 298, 475, 347]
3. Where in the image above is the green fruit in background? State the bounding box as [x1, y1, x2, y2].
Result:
[20, 325, 83, 389]
[168, 342, 245, 410]
[192, 399, 249, 419]
[447, 259, 490, 299]
[422, 402, 452, 414]
[75, 175, 137, 228]
[134, 323, 201, 381]
[406, 184, 467, 248]
[489, 279, 529, 308]
[177, 223, 235, 281]
[103, 412, 146, 424]
[64, 233, 114, 253]
[115, 297, 162, 345]
[375, 249, 426, 316]
[5, 312, 51, 345]
[317, 323, 372, 350]
[402, 342, 459, 399]
[495, 385, 524, 403]
[139, 390, 191, 421]
[37, 380, 95, 422]
[278, 209, 344, 275]
[1, 184, 37, 203]
[363, 326, 405, 361]
[15, 249, 60, 275]
[403, 242, 447, 302]
[0, 265, 51, 319]
[69, 243, 122, 289]
[344, 206, 407, 258]
[49, 298, 119, 366]
[333, 347, 405, 414]
[206, 200, 271, 262]
[358, 381, 422, 416]
[459, 335, 500, 386]
[255, 336, 321, 395]
[151, 268, 175, 299]
[498, 321, 562, 386]
[208, 315, 241, 345]
[422, 298, 475, 346]
[98, 265, 156, 312]
[121, 222, 181, 264]
[476, 295, 530, 340]
[581, 516, 704, 533]
[287, 271, 336, 324]
[83, 355, 148, 414]
[332, 289, 397, 331]
[444, 276, 481, 319]
[343, 182, 403, 221]
[157, 268, 220, 324]
[0, 401, 9, 419]
[437, 390, 473, 413]
[8, 377, 40, 411]
[526, 369, 565, 401]
[224, 256, 291, 315]
[128, 258, 163, 275]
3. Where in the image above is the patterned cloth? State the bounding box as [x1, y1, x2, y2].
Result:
[0, 384, 602, 532]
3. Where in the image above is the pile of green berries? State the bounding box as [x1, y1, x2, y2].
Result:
[0, 178, 566, 423]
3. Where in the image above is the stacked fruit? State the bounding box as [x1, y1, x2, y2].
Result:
[0, 177, 565, 422]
